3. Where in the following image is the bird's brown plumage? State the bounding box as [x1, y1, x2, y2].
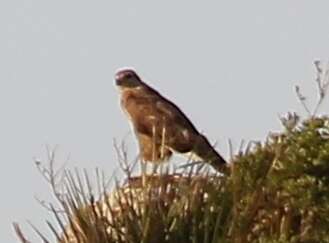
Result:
[115, 69, 227, 171]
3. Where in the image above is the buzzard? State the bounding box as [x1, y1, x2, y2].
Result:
[115, 69, 227, 171]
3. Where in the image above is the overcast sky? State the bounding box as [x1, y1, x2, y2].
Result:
[1, 1, 329, 242]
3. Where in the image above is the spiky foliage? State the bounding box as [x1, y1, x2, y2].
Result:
[230, 116, 329, 242]
[14, 116, 329, 243]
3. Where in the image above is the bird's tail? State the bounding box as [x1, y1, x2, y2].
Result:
[193, 135, 228, 173]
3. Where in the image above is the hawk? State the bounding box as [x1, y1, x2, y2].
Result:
[115, 69, 227, 171]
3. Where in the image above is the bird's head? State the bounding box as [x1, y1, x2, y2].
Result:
[115, 69, 142, 89]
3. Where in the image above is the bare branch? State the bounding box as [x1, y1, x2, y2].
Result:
[313, 60, 329, 116]
[295, 85, 311, 116]
[13, 223, 31, 243]
[34, 145, 70, 212]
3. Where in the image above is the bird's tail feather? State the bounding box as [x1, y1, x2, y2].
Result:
[193, 135, 228, 173]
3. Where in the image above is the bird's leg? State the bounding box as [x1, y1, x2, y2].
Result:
[152, 125, 157, 162]
[140, 157, 147, 188]
[150, 125, 158, 174]
[160, 126, 166, 160]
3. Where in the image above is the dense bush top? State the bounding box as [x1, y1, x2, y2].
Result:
[14, 116, 329, 243]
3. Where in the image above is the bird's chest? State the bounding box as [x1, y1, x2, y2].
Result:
[120, 91, 146, 120]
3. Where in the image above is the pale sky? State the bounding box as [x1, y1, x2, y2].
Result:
[1, 1, 329, 242]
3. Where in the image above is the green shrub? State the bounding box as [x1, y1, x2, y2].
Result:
[14, 116, 329, 243]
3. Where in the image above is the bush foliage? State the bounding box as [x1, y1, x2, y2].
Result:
[14, 115, 329, 243]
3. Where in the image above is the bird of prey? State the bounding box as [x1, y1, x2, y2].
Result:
[115, 69, 227, 171]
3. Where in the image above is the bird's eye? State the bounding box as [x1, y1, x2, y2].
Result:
[125, 73, 133, 79]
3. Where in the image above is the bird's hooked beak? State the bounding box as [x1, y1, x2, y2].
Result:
[114, 72, 124, 86]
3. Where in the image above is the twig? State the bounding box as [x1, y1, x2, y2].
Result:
[295, 60, 329, 117]
[34, 196, 65, 214]
[312, 60, 329, 116]
[34, 145, 70, 213]
[295, 85, 311, 116]
[13, 223, 31, 243]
